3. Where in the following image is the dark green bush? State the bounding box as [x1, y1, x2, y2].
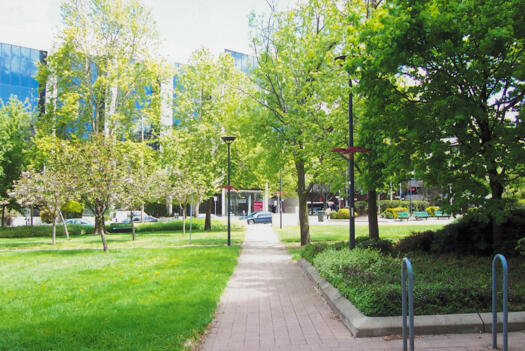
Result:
[306, 246, 525, 316]
[355, 201, 368, 215]
[0, 224, 92, 238]
[144, 202, 170, 218]
[108, 219, 243, 233]
[356, 236, 395, 254]
[397, 231, 435, 253]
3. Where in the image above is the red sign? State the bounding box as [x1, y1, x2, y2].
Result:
[253, 201, 263, 211]
[409, 187, 416, 192]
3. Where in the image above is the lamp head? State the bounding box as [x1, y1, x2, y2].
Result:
[221, 136, 236, 144]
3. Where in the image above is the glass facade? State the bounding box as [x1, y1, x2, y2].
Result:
[0, 42, 46, 109]
[224, 49, 256, 74]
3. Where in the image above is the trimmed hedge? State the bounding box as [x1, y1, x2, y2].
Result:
[108, 219, 243, 233]
[0, 224, 93, 238]
[303, 245, 525, 316]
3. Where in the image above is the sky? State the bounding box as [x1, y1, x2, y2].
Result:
[0, 0, 296, 64]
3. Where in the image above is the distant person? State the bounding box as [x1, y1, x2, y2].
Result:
[325, 207, 331, 221]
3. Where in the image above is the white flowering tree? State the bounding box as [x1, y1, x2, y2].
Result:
[10, 170, 72, 244]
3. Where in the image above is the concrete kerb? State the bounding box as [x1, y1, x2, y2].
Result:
[299, 258, 525, 337]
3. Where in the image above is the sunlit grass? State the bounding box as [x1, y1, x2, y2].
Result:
[0, 246, 240, 350]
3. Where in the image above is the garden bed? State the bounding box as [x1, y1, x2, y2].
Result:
[301, 243, 525, 317]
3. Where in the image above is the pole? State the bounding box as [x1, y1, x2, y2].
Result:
[214, 197, 217, 216]
[227, 143, 231, 246]
[279, 170, 283, 229]
[348, 77, 355, 250]
[189, 191, 193, 244]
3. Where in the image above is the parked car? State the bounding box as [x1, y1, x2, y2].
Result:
[64, 218, 92, 226]
[245, 211, 272, 224]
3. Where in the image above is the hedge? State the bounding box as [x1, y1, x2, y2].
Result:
[303, 244, 525, 316]
[0, 224, 92, 238]
[108, 218, 243, 233]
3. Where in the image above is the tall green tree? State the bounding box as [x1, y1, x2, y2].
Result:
[0, 98, 33, 226]
[173, 49, 248, 230]
[248, 0, 347, 245]
[359, 0, 525, 246]
[35, 0, 165, 139]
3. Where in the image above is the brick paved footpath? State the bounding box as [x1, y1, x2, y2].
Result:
[199, 225, 525, 351]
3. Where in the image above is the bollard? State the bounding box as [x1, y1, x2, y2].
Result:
[492, 254, 508, 351]
[402, 257, 414, 351]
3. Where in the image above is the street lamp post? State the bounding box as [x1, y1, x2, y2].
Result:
[279, 170, 283, 229]
[331, 55, 370, 250]
[222, 136, 236, 246]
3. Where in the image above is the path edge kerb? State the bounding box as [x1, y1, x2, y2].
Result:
[298, 258, 525, 337]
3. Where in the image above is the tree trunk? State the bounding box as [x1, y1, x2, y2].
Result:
[94, 208, 108, 252]
[182, 205, 186, 236]
[295, 159, 310, 246]
[367, 189, 379, 241]
[52, 217, 56, 245]
[30, 205, 33, 226]
[130, 210, 136, 241]
[205, 197, 212, 231]
[489, 170, 505, 247]
[58, 209, 69, 240]
[1, 204, 5, 227]
[194, 201, 200, 217]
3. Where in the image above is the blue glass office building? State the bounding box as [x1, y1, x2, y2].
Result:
[0, 42, 46, 109]
[225, 49, 256, 74]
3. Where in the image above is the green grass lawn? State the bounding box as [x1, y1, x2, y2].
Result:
[0, 246, 240, 350]
[277, 224, 446, 259]
[0, 230, 245, 251]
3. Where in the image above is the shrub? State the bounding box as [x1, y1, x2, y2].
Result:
[425, 206, 438, 216]
[309, 247, 525, 316]
[356, 237, 395, 254]
[379, 200, 430, 212]
[355, 201, 367, 215]
[330, 208, 358, 219]
[0, 224, 92, 238]
[108, 219, 243, 233]
[397, 231, 434, 253]
[384, 207, 408, 219]
[144, 202, 170, 218]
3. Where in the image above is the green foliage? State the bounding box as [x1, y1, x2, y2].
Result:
[0, 98, 33, 220]
[355, 237, 395, 255]
[305, 246, 525, 316]
[109, 219, 243, 234]
[144, 202, 169, 218]
[61, 200, 84, 219]
[379, 200, 429, 212]
[0, 246, 240, 350]
[0, 224, 91, 238]
[358, 0, 525, 228]
[396, 210, 525, 256]
[355, 201, 368, 215]
[39, 209, 54, 224]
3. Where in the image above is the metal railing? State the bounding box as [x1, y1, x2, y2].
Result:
[402, 257, 414, 351]
[492, 254, 508, 351]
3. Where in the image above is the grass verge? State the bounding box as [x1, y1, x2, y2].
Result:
[0, 246, 240, 350]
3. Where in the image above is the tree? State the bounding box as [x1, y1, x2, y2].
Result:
[248, 0, 347, 245]
[116, 140, 156, 240]
[73, 135, 127, 251]
[35, 0, 166, 139]
[0, 98, 33, 226]
[173, 49, 248, 230]
[359, 0, 525, 246]
[10, 169, 74, 244]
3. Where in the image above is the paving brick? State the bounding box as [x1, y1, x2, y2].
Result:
[199, 225, 525, 351]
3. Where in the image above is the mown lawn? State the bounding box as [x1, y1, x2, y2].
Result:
[0, 230, 245, 251]
[277, 224, 446, 259]
[0, 246, 240, 350]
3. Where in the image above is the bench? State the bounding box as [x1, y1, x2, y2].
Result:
[396, 211, 410, 220]
[434, 210, 450, 219]
[413, 211, 429, 220]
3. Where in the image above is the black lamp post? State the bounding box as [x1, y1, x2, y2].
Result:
[331, 55, 370, 250]
[279, 170, 283, 229]
[222, 136, 236, 246]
